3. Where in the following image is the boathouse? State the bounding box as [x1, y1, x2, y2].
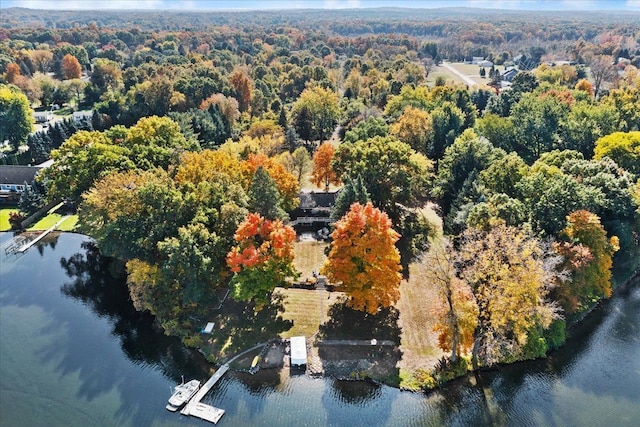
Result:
[290, 336, 307, 366]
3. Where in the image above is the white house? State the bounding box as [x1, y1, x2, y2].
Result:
[73, 110, 93, 122]
[33, 111, 53, 123]
[477, 60, 494, 68]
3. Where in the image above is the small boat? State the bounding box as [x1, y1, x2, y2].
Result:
[166, 378, 201, 412]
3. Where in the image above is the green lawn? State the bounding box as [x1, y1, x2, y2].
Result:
[293, 239, 328, 280]
[275, 287, 343, 339]
[0, 208, 19, 231]
[27, 214, 78, 231]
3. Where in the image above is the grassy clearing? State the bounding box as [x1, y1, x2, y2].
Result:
[396, 260, 446, 373]
[427, 65, 465, 86]
[293, 239, 328, 280]
[274, 288, 343, 339]
[0, 208, 18, 231]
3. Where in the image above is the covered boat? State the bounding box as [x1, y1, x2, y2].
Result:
[166, 379, 201, 412]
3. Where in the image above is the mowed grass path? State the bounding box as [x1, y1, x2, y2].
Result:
[28, 213, 78, 231]
[397, 204, 446, 372]
[275, 238, 341, 338]
[396, 263, 446, 372]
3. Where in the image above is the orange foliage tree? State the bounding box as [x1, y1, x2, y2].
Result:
[61, 54, 82, 80]
[575, 79, 594, 97]
[4, 63, 21, 83]
[226, 213, 297, 309]
[311, 141, 340, 192]
[229, 69, 253, 113]
[322, 202, 402, 314]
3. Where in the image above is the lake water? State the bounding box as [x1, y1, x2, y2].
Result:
[1, 232, 639, 426]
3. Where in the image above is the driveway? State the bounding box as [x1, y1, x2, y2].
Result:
[440, 62, 477, 87]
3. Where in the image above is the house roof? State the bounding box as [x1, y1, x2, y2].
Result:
[0, 165, 43, 185]
[298, 190, 339, 210]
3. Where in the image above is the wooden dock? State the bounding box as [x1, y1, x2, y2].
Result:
[181, 364, 229, 424]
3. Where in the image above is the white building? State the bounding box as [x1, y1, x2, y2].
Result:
[290, 336, 307, 367]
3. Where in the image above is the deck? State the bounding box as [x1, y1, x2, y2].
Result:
[180, 364, 229, 424]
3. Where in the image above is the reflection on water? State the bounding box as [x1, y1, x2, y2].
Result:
[1, 233, 639, 427]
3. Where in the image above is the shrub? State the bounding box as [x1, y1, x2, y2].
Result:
[8, 211, 24, 230]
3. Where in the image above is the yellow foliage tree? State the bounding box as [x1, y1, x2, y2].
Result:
[460, 221, 559, 367]
[174, 150, 244, 185]
[390, 106, 433, 154]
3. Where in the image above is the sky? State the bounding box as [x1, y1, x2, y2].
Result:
[1, 0, 639, 11]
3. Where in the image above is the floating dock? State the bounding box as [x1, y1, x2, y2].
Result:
[180, 364, 229, 424]
[186, 402, 225, 424]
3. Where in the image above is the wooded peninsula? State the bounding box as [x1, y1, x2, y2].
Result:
[1, 6, 639, 390]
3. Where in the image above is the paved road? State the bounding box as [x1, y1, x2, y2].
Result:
[440, 61, 477, 87]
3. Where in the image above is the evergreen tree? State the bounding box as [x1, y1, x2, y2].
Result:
[50, 122, 68, 149]
[18, 182, 45, 215]
[248, 166, 288, 221]
[285, 126, 300, 151]
[27, 132, 49, 164]
[331, 174, 370, 220]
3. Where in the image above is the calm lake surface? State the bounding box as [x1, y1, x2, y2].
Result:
[1, 232, 639, 426]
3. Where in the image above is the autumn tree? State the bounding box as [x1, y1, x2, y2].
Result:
[229, 68, 253, 113]
[291, 86, 340, 143]
[279, 146, 311, 183]
[594, 131, 640, 176]
[390, 106, 433, 154]
[322, 202, 402, 314]
[311, 141, 340, 192]
[555, 210, 619, 313]
[417, 238, 478, 362]
[80, 168, 248, 334]
[460, 221, 561, 367]
[61, 54, 82, 80]
[200, 93, 240, 127]
[174, 149, 244, 186]
[0, 84, 34, 150]
[4, 63, 21, 83]
[575, 79, 593, 97]
[227, 213, 297, 309]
